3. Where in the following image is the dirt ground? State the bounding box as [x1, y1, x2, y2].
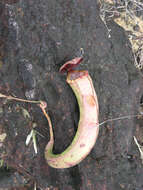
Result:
[0, 0, 143, 190]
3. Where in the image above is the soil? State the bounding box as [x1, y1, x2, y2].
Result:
[0, 0, 143, 190]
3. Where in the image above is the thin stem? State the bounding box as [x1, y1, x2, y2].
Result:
[99, 114, 141, 126]
[0, 93, 41, 104]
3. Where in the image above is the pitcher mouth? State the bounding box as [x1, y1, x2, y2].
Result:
[67, 70, 89, 82]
